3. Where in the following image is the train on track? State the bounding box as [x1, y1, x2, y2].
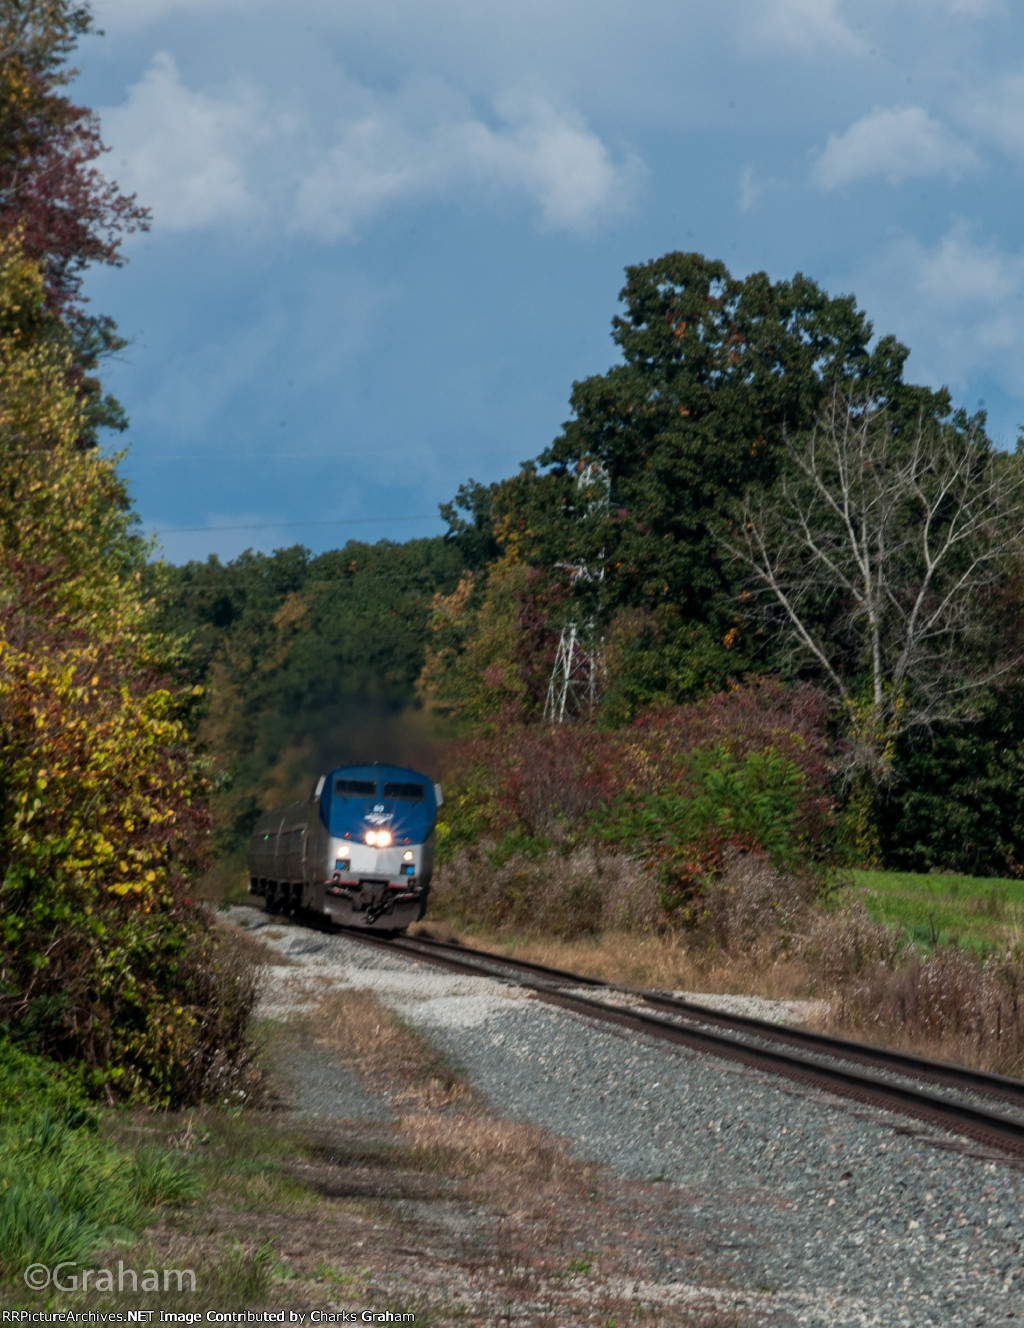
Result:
[247, 762, 441, 929]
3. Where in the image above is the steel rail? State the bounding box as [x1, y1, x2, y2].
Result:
[339, 927, 1024, 1159]
[392, 932, 1024, 1108]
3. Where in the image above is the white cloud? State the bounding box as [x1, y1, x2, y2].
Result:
[293, 86, 643, 239]
[737, 164, 786, 213]
[813, 105, 979, 188]
[100, 53, 265, 230]
[743, 0, 865, 55]
[100, 55, 640, 239]
[910, 221, 1021, 307]
[849, 221, 1024, 413]
[959, 69, 1024, 158]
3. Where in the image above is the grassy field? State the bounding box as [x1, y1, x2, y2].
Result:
[849, 869, 1024, 953]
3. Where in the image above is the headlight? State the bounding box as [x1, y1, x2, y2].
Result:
[402, 850, 414, 861]
[365, 830, 392, 847]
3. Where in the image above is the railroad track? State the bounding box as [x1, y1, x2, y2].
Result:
[340, 927, 1024, 1160]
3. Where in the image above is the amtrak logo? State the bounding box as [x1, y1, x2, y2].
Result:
[365, 803, 394, 826]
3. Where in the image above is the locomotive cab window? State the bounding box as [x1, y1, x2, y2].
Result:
[335, 779, 377, 796]
[382, 781, 425, 800]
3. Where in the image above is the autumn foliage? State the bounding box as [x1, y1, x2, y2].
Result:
[0, 231, 253, 1103]
[0, 2, 148, 308]
[0, 1, 149, 448]
[0, 7, 256, 1104]
[437, 679, 836, 928]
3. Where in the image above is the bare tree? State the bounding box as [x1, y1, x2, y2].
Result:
[729, 394, 1024, 786]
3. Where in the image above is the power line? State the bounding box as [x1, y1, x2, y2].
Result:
[141, 450, 468, 461]
[151, 514, 440, 535]
[146, 453, 365, 461]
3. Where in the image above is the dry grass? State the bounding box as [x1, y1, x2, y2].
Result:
[312, 990, 603, 1185]
[303, 989, 743, 1321]
[310, 987, 470, 1108]
[802, 903, 904, 985]
[397, 1110, 590, 1189]
[305, 991, 747, 1322]
[425, 850, 900, 1002]
[17, 1000, 740, 1326]
[432, 844, 662, 936]
[428, 845, 1024, 1078]
[415, 923, 822, 1001]
[211, 912, 296, 967]
[817, 945, 1024, 1076]
[428, 869, 1024, 1077]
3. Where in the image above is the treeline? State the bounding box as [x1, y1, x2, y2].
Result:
[151, 537, 477, 873]
[422, 254, 1024, 876]
[173, 255, 1024, 883]
[0, 3, 256, 1103]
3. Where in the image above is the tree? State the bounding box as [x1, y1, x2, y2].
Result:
[0, 0, 149, 444]
[0, 233, 251, 1103]
[532, 252, 924, 620]
[729, 393, 1024, 796]
[0, 12, 260, 1103]
[0, 229, 142, 615]
[154, 537, 473, 863]
[876, 690, 1024, 876]
[447, 251, 954, 719]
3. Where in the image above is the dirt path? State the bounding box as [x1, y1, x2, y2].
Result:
[213, 907, 768, 1326]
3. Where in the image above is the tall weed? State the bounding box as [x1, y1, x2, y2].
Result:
[432, 845, 660, 936]
[823, 945, 1024, 1074]
[803, 905, 904, 986]
[699, 854, 821, 956]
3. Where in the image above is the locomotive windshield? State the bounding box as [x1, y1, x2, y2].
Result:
[321, 764, 437, 841]
[382, 782, 425, 800]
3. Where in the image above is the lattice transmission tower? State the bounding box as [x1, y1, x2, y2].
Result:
[543, 459, 610, 723]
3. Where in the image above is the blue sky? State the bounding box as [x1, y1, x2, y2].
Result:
[77, 0, 1024, 563]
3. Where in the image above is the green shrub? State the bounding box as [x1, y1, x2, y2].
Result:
[600, 745, 819, 921]
[0, 1038, 91, 1121]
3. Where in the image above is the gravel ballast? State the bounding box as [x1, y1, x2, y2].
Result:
[232, 907, 1024, 1326]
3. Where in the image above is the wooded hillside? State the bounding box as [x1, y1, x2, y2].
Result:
[174, 253, 1024, 881]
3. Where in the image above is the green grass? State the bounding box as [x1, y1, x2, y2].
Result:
[849, 868, 1024, 952]
[0, 1042, 198, 1285]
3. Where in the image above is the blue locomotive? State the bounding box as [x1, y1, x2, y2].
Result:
[247, 763, 441, 929]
